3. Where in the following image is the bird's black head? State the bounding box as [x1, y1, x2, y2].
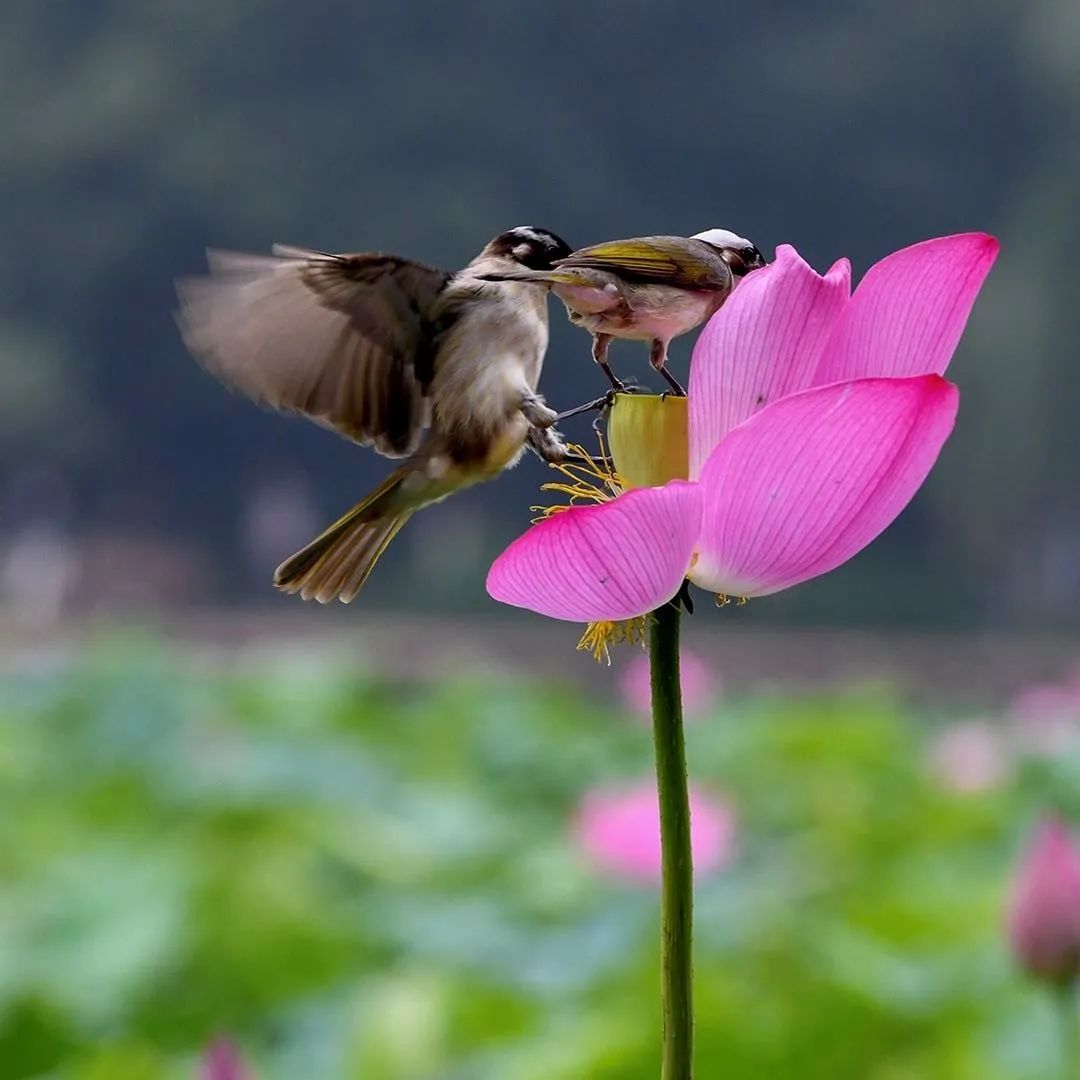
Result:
[488, 226, 573, 270]
[692, 228, 767, 277]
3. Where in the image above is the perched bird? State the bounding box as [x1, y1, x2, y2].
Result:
[479, 228, 765, 394]
[177, 226, 574, 603]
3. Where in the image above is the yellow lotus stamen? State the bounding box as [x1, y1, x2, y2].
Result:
[715, 593, 748, 608]
[531, 440, 625, 521]
[576, 616, 649, 665]
[529, 433, 646, 663]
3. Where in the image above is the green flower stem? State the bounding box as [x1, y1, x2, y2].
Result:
[649, 599, 693, 1079]
[1058, 984, 1079, 1080]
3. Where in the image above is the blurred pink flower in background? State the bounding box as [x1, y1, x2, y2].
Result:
[619, 651, 718, 721]
[200, 1038, 254, 1080]
[1007, 817, 1080, 985]
[927, 721, 1011, 794]
[1009, 680, 1080, 757]
[574, 781, 735, 883]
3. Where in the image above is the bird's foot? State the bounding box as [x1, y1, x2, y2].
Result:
[555, 389, 618, 423]
[597, 359, 628, 395]
[527, 427, 613, 469]
[527, 425, 571, 464]
[648, 339, 686, 396]
[658, 366, 687, 397]
[520, 392, 559, 429]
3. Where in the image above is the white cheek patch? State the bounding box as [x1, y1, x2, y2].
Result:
[513, 243, 534, 260]
[513, 228, 547, 246]
[692, 227, 753, 249]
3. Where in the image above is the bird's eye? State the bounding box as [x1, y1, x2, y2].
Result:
[720, 249, 747, 274]
[721, 246, 765, 275]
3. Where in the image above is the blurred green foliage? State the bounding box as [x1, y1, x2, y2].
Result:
[0, 639, 1073, 1078]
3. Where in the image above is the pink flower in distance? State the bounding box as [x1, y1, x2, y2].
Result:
[488, 234, 997, 621]
[620, 651, 717, 720]
[1007, 817, 1080, 985]
[201, 1038, 254, 1080]
[575, 780, 735, 883]
[1009, 681, 1080, 757]
[927, 721, 1011, 794]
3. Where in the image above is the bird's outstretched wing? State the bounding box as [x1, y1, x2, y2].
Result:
[555, 236, 731, 290]
[177, 246, 451, 457]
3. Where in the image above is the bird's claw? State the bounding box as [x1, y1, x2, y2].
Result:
[555, 390, 617, 424]
[658, 368, 687, 397]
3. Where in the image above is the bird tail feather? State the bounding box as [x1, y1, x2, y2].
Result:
[273, 469, 414, 603]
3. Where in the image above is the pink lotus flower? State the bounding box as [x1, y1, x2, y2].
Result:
[487, 235, 997, 622]
[1007, 817, 1080, 985]
[620, 651, 717, 720]
[574, 780, 735, 883]
[1009, 680, 1080, 757]
[927, 720, 1012, 794]
[201, 1038, 254, 1080]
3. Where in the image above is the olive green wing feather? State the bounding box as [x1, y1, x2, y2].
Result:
[177, 247, 450, 457]
[555, 236, 731, 289]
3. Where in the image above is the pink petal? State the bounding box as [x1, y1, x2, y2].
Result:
[690, 376, 958, 597]
[574, 780, 735, 884]
[487, 481, 702, 622]
[814, 233, 999, 383]
[688, 244, 850, 477]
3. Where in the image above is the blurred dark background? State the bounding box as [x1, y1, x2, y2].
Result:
[3, 1, 1078, 632]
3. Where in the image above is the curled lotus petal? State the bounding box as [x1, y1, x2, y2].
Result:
[814, 233, 999, 384]
[574, 780, 735, 883]
[486, 481, 703, 622]
[690, 375, 959, 597]
[689, 244, 851, 476]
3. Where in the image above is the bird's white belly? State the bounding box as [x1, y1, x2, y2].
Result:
[555, 282, 720, 343]
[552, 282, 622, 316]
[430, 282, 548, 440]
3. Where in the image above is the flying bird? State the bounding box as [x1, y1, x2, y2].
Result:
[177, 226, 574, 603]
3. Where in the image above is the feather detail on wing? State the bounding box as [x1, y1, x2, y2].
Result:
[177, 247, 451, 457]
[555, 236, 732, 290]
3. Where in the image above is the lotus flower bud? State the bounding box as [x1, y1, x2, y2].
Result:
[607, 393, 689, 490]
[1007, 817, 1080, 985]
[201, 1038, 254, 1080]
